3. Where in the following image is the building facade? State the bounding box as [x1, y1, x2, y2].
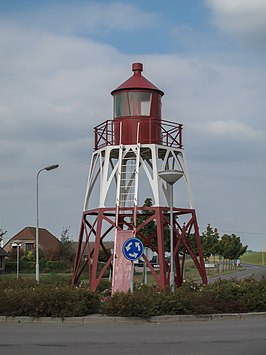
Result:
[4, 227, 60, 260]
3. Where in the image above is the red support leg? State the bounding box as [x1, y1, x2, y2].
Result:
[72, 206, 207, 291]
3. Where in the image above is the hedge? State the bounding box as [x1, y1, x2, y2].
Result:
[0, 283, 100, 318]
[5, 260, 73, 274]
[0, 277, 265, 318]
[102, 278, 266, 317]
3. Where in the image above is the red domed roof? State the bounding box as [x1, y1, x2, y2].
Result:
[111, 63, 164, 96]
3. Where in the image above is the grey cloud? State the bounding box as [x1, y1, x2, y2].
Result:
[0, 3, 265, 250]
[206, 0, 266, 46]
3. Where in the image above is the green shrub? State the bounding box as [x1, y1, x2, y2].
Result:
[100, 279, 266, 317]
[232, 277, 266, 312]
[96, 279, 112, 294]
[101, 288, 179, 317]
[0, 283, 100, 318]
[4, 262, 17, 273]
[0, 277, 266, 318]
[102, 286, 173, 318]
[43, 260, 72, 273]
[20, 260, 35, 273]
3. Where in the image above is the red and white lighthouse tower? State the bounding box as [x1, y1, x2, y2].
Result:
[72, 63, 207, 292]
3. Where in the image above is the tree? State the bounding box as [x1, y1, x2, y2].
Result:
[59, 227, 75, 261]
[219, 233, 248, 269]
[201, 224, 220, 261]
[180, 232, 199, 256]
[98, 248, 112, 262]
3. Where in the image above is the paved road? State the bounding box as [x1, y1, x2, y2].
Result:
[1, 316, 266, 355]
[208, 263, 266, 283]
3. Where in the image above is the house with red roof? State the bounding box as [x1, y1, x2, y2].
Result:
[4, 227, 60, 260]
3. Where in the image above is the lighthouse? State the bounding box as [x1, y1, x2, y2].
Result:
[72, 63, 207, 292]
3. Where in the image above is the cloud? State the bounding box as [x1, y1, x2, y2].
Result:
[0, 27, 120, 139]
[206, 0, 266, 45]
[1, 2, 156, 35]
[207, 120, 260, 140]
[191, 119, 262, 143]
[0, 1, 265, 250]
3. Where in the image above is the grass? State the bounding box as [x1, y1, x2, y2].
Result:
[3, 252, 264, 287]
[240, 252, 266, 266]
[133, 259, 237, 286]
[0, 273, 73, 283]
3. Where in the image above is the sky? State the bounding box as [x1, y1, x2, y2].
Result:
[0, 0, 265, 251]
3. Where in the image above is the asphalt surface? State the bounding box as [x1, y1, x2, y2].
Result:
[207, 263, 266, 283]
[1, 315, 266, 355]
[1, 264, 265, 354]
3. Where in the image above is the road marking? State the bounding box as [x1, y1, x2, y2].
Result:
[238, 273, 254, 280]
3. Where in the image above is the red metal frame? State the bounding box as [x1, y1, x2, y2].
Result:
[94, 119, 183, 151]
[72, 206, 207, 290]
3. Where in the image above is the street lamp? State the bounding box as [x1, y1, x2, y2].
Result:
[12, 242, 21, 279]
[36, 164, 59, 284]
[262, 241, 266, 266]
[159, 170, 183, 292]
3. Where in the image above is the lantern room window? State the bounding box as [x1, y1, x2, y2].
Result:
[114, 91, 152, 118]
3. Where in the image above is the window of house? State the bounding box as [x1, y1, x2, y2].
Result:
[25, 243, 34, 252]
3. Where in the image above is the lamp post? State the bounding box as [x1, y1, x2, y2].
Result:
[12, 242, 21, 279]
[262, 241, 266, 266]
[36, 164, 59, 284]
[159, 170, 183, 292]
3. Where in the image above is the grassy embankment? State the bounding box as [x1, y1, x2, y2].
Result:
[240, 251, 266, 266]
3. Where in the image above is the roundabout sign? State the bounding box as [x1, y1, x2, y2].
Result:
[122, 237, 144, 261]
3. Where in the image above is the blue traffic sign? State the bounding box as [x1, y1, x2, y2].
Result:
[122, 238, 144, 261]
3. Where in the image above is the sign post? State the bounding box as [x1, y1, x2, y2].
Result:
[123, 238, 144, 292]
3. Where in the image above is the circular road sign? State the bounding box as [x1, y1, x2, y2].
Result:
[122, 238, 144, 261]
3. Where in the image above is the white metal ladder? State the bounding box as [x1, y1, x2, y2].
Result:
[119, 151, 137, 208]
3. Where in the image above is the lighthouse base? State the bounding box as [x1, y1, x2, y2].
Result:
[71, 207, 207, 292]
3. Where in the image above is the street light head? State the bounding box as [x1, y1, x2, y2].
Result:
[12, 242, 21, 247]
[45, 164, 59, 171]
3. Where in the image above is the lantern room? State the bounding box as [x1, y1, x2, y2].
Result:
[111, 63, 164, 145]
